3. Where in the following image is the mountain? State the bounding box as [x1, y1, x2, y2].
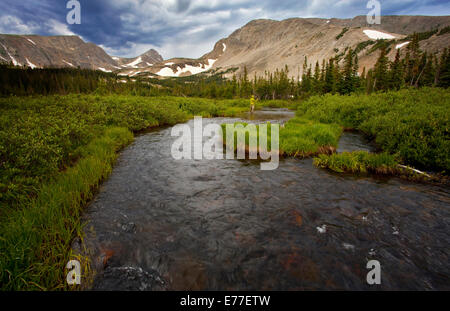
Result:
[112, 49, 163, 69]
[1, 15, 449, 79]
[127, 15, 450, 79]
[204, 15, 450, 79]
[0, 34, 163, 73]
[0, 34, 121, 71]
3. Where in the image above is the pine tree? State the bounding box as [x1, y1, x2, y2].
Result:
[438, 48, 450, 87]
[373, 47, 389, 91]
[313, 61, 321, 94]
[341, 48, 356, 94]
[390, 49, 404, 90]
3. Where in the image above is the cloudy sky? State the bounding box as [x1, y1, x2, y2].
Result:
[0, 0, 448, 59]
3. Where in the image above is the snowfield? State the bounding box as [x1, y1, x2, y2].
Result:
[157, 59, 217, 77]
[396, 42, 410, 49]
[27, 38, 36, 45]
[363, 30, 396, 40]
[222, 43, 227, 52]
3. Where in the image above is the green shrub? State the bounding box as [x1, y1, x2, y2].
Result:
[296, 88, 450, 172]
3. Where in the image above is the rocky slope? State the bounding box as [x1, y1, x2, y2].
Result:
[202, 15, 450, 79]
[0, 34, 121, 71]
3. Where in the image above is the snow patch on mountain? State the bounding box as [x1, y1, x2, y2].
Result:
[62, 60, 75, 67]
[363, 30, 396, 40]
[157, 59, 217, 77]
[98, 67, 112, 73]
[396, 41, 410, 49]
[125, 56, 142, 68]
[26, 58, 37, 69]
[0, 43, 20, 66]
[222, 43, 227, 52]
[27, 38, 36, 45]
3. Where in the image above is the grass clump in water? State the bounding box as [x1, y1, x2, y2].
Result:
[280, 118, 343, 158]
[221, 118, 343, 158]
[314, 151, 398, 174]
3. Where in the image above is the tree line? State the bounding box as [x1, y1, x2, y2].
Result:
[0, 33, 449, 99]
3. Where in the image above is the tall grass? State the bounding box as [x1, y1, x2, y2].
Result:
[280, 118, 342, 157]
[314, 151, 398, 174]
[0, 127, 133, 290]
[221, 118, 343, 158]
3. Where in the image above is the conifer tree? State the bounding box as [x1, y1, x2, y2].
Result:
[373, 47, 389, 91]
[390, 49, 404, 90]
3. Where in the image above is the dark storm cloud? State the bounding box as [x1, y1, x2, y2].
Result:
[0, 0, 448, 59]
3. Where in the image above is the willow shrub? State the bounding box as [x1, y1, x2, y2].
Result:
[297, 88, 450, 172]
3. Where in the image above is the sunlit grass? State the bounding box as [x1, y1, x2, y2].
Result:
[221, 117, 343, 158]
[314, 151, 399, 174]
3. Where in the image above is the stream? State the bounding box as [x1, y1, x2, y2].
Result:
[80, 109, 450, 291]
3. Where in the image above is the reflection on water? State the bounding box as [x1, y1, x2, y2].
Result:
[80, 109, 450, 291]
[337, 132, 376, 153]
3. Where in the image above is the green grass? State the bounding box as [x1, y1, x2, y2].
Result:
[280, 118, 342, 157]
[221, 117, 343, 158]
[0, 95, 249, 290]
[256, 100, 297, 109]
[296, 88, 450, 172]
[314, 151, 399, 174]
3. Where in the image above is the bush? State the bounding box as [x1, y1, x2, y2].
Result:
[296, 88, 450, 172]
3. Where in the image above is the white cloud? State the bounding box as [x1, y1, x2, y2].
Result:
[46, 19, 78, 37]
[0, 15, 40, 34]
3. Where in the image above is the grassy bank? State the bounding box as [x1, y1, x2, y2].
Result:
[297, 88, 450, 173]
[0, 95, 249, 290]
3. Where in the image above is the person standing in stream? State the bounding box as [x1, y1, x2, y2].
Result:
[250, 95, 256, 113]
